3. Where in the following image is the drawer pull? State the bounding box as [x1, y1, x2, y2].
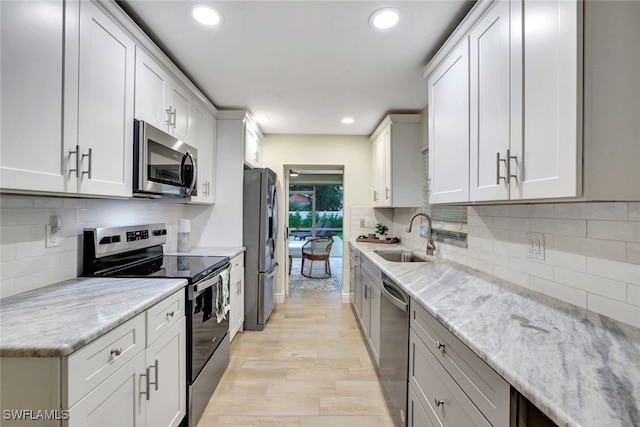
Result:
[149, 360, 159, 391]
[110, 347, 123, 357]
[140, 368, 150, 401]
[436, 341, 446, 351]
[434, 398, 445, 407]
[167, 310, 175, 318]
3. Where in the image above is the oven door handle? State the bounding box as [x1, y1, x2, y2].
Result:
[188, 265, 231, 300]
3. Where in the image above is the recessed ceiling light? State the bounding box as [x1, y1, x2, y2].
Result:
[341, 117, 355, 124]
[192, 6, 223, 26]
[369, 8, 400, 30]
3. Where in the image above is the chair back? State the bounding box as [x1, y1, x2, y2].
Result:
[302, 236, 333, 256]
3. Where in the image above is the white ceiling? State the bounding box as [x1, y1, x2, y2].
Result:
[119, 0, 475, 136]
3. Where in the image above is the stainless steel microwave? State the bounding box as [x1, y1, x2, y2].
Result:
[133, 120, 198, 198]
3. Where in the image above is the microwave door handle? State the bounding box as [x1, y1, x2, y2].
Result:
[180, 150, 197, 196]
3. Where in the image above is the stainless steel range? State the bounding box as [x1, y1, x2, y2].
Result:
[83, 223, 230, 427]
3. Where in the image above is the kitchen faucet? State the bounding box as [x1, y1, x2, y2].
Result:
[406, 212, 436, 255]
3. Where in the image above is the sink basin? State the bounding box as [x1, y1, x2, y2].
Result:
[374, 250, 430, 263]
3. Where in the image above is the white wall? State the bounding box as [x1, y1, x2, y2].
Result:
[0, 195, 186, 298]
[389, 203, 640, 329]
[261, 134, 372, 297]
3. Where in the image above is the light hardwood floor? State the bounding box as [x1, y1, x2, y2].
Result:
[196, 296, 395, 426]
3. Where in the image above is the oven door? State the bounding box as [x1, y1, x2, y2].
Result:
[134, 119, 198, 197]
[188, 266, 230, 382]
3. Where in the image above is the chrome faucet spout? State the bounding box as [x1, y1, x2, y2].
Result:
[407, 212, 436, 255]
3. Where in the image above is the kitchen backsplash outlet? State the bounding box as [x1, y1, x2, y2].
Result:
[0, 195, 187, 299]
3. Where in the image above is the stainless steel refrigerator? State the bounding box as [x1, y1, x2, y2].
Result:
[243, 168, 279, 331]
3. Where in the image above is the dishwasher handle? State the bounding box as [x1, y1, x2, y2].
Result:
[382, 279, 408, 312]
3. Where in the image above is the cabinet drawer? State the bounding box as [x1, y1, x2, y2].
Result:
[147, 290, 185, 346]
[408, 383, 438, 427]
[66, 313, 145, 406]
[410, 329, 491, 427]
[230, 253, 244, 270]
[411, 302, 510, 426]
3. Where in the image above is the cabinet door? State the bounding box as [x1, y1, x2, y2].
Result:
[408, 384, 438, 427]
[469, 0, 511, 202]
[75, 0, 134, 197]
[244, 125, 261, 168]
[146, 317, 186, 427]
[514, 0, 580, 200]
[135, 47, 171, 131]
[229, 254, 245, 341]
[0, 0, 69, 193]
[170, 82, 191, 141]
[371, 132, 388, 206]
[428, 40, 470, 204]
[354, 266, 363, 318]
[369, 282, 381, 365]
[189, 103, 215, 204]
[68, 350, 146, 427]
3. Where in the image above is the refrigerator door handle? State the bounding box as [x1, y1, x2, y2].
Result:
[265, 263, 279, 279]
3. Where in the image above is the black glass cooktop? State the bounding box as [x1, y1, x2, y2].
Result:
[112, 255, 229, 283]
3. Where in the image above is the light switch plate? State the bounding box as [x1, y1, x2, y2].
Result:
[526, 232, 545, 260]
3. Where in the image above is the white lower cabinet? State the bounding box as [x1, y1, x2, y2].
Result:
[409, 301, 510, 427]
[0, 290, 186, 427]
[229, 253, 245, 341]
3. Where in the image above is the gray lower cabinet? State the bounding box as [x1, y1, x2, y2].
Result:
[360, 256, 382, 366]
[409, 301, 510, 427]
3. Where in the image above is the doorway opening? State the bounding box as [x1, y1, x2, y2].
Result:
[285, 166, 344, 298]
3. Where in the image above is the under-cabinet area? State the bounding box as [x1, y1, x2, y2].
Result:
[349, 241, 640, 427]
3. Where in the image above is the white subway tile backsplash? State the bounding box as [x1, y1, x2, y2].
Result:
[630, 203, 640, 221]
[391, 201, 640, 328]
[587, 257, 640, 286]
[587, 220, 640, 243]
[0, 194, 187, 299]
[628, 285, 640, 307]
[554, 235, 627, 262]
[508, 204, 554, 218]
[628, 243, 640, 265]
[530, 218, 587, 237]
[587, 294, 640, 329]
[554, 267, 627, 301]
[528, 277, 587, 309]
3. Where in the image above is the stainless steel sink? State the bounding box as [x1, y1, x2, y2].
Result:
[374, 250, 430, 263]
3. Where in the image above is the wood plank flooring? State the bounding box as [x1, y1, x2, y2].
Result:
[196, 296, 394, 427]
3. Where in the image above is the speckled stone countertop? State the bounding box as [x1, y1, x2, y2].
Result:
[351, 240, 640, 427]
[164, 246, 245, 258]
[0, 277, 187, 357]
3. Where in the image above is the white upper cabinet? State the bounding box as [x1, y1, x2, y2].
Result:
[1, 0, 68, 193]
[189, 101, 217, 204]
[73, 0, 135, 197]
[244, 119, 263, 169]
[469, 0, 512, 202]
[135, 47, 192, 142]
[427, 0, 640, 204]
[370, 114, 423, 207]
[428, 42, 470, 204]
[1, 0, 134, 198]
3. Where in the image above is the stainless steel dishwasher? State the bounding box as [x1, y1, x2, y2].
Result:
[379, 273, 410, 427]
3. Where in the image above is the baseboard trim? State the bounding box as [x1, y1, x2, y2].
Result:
[274, 293, 285, 303]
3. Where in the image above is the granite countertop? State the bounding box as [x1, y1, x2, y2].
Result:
[0, 277, 187, 357]
[351, 240, 640, 427]
[164, 246, 245, 258]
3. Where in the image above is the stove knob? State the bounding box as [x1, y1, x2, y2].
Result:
[99, 236, 112, 244]
[111, 235, 121, 243]
[153, 229, 167, 236]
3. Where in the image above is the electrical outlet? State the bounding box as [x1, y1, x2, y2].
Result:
[45, 225, 60, 248]
[360, 219, 365, 228]
[526, 232, 545, 260]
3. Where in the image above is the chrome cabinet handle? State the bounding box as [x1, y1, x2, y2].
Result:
[171, 107, 177, 128]
[496, 152, 507, 184]
[385, 187, 390, 200]
[507, 148, 518, 182]
[436, 341, 446, 351]
[373, 190, 377, 202]
[140, 368, 150, 401]
[69, 145, 80, 178]
[166, 106, 173, 126]
[434, 398, 444, 407]
[82, 148, 92, 179]
[166, 310, 175, 318]
[149, 360, 158, 391]
[110, 347, 123, 357]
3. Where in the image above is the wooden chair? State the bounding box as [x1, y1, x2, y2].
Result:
[300, 237, 334, 278]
